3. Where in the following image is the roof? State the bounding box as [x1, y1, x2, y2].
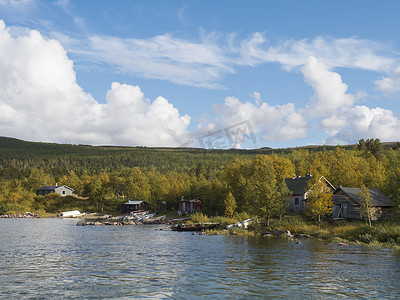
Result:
[285, 176, 313, 195]
[180, 199, 201, 203]
[123, 200, 147, 205]
[336, 187, 392, 207]
[36, 185, 74, 192]
[285, 176, 335, 195]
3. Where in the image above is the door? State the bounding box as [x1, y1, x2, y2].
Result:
[341, 204, 347, 218]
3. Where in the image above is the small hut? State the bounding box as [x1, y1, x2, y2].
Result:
[121, 200, 149, 214]
[332, 186, 393, 220]
[178, 197, 202, 214]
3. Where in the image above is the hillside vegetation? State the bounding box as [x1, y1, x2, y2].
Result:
[0, 136, 400, 221]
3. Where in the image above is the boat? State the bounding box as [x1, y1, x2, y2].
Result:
[142, 215, 166, 224]
[226, 218, 256, 230]
[60, 210, 86, 218]
[171, 223, 219, 232]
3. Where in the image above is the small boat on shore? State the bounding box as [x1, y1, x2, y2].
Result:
[172, 223, 219, 232]
[59, 210, 86, 218]
[142, 215, 166, 224]
[226, 218, 256, 230]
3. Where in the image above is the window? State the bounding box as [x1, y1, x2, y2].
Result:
[294, 197, 299, 206]
[62, 190, 66, 195]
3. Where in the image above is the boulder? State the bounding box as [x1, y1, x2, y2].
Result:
[286, 230, 294, 238]
[273, 229, 285, 236]
[76, 221, 86, 226]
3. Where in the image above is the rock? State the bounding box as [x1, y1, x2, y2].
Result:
[273, 229, 285, 236]
[286, 230, 294, 238]
[94, 222, 102, 226]
[262, 233, 273, 237]
[296, 241, 302, 245]
[295, 234, 311, 239]
[76, 221, 86, 226]
[338, 242, 348, 246]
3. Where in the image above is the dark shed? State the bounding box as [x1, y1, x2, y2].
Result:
[332, 187, 393, 220]
[121, 200, 149, 214]
[178, 198, 202, 214]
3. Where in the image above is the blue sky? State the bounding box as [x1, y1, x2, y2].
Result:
[0, 0, 399, 148]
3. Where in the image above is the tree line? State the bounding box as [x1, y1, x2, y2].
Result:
[1, 138, 400, 221]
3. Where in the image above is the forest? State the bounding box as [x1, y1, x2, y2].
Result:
[1, 136, 400, 221]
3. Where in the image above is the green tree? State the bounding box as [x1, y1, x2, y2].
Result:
[245, 156, 285, 226]
[224, 192, 237, 217]
[304, 178, 334, 223]
[358, 185, 375, 227]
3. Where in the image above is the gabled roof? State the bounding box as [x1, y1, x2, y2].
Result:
[123, 200, 147, 205]
[285, 176, 312, 194]
[336, 187, 392, 207]
[285, 176, 335, 195]
[36, 185, 74, 192]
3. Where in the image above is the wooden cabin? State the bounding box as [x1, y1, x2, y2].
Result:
[285, 174, 335, 212]
[121, 200, 149, 214]
[332, 187, 393, 220]
[36, 184, 75, 197]
[178, 198, 202, 214]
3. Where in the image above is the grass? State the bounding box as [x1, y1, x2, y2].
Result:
[264, 215, 400, 249]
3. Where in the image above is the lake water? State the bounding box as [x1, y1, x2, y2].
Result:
[0, 219, 399, 299]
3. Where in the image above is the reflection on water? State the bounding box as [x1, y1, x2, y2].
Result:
[0, 219, 399, 299]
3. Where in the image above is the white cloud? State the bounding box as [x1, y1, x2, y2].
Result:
[200, 95, 307, 145]
[375, 66, 400, 95]
[0, 0, 33, 7]
[301, 56, 356, 117]
[0, 20, 190, 146]
[324, 106, 400, 144]
[298, 57, 400, 144]
[56, 30, 398, 89]
[84, 33, 232, 89]
[239, 34, 395, 72]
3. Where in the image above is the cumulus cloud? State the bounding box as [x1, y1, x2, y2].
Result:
[324, 106, 400, 144]
[196, 95, 307, 146]
[0, 20, 190, 146]
[298, 57, 400, 144]
[375, 66, 400, 95]
[301, 56, 356, 117]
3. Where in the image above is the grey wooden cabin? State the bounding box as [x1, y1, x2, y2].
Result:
[285, 175, 335, 212]
[332, 186, 393, 220]
[36, 185, 75, 197]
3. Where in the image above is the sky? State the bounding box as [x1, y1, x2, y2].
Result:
[0, 0, 400, 149]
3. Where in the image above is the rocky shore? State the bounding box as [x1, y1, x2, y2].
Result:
[0, 212, 40, 218]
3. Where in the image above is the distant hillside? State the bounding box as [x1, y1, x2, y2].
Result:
[0, 136, 395, 178]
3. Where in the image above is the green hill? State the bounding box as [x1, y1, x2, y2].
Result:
[0, 135, 395, 178]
